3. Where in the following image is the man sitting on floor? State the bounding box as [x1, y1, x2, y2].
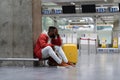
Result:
[34, 26, 74, 67]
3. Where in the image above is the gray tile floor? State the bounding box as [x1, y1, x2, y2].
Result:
[1, 53, 120, 80]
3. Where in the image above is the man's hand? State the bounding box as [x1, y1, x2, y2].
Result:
[54, 28, 59, 37]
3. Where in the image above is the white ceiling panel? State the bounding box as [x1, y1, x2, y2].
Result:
[114, 0, 120, 2]
[42, 0, 119, 25]
[42, 0, 105, 2]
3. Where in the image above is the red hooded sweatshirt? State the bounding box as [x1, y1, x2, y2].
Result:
[34, 33, 62, 59]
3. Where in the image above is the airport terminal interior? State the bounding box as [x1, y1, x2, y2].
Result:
[1, 0, 120, 80]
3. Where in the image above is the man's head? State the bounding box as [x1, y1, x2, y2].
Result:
[48, 26, 57, 38]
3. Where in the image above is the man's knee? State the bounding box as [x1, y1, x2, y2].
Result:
[46, 46, 53, 51]
[46, 46, 52, 49]
[54, 46, 61, 50]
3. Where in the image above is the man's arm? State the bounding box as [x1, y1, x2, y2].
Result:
[39, 34, 54, 48]
[51, 34, 62, 46]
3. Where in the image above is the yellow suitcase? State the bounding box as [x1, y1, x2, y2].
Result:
[62, 43, 78, 64]
[101, 38, 106, 48]
[113, 37, 118, 48]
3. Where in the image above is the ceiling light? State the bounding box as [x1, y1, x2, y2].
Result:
[71, 2, 75, 5]
[104, 0, 107, 2]
[68, 20, 72, 22]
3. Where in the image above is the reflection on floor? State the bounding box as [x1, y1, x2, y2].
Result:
[1, 53, 120, 80]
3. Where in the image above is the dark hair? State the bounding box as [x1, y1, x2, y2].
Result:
[48, 26, 56, 32]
